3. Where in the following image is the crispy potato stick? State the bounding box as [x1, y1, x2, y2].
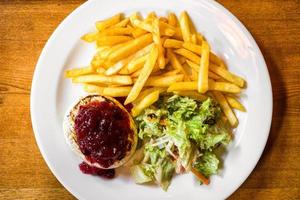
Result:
[144, 74, 184, 87]
[225, 95, 246, 112]
[65, 66, 94, 78]
[132, 28, 148, 38]
[96, 35, 132, 46]
[168, 12, 178, 27]
[125, 45, 159, 105]
[208, 71, 222, 80]
[96, 67, 106, 74]
[163, 39, 183, 48]
[127, 55, 147, 73]
[198, 41, 210, 93]
[172, 28, 183, 40]
[167, 49, 190, 80]
[134, 87, 166, 103]
[178, 55, 186, 64]
[174, 48, 200, 64]
[182, 42, 222, 66]
[190, 69, 198, 81]
[72, 75, 132, 85]
[187, 60, 221, 80]
[159, 21, 176, 36]
[173, 91, 207, 101]
[132, 90, 160, 117]
[212, 91, 238, 127]
[153, 18, 165, 69]
[179, 11, 191, 42]
[96, 13, 122, 31]
[208, 79, 242, 93]
[81, 32, 98, 43]
[118, 65, 130, 75]
[167, 82, 197, 92]
[161, 69, 180, 76]
[159, 17, 168, 23]
[99, 27, 133, 36]
[131, 68, 142, 78]
[209, 64, 245, 87]
[112, 18, 130, 27]
[105, 56, 132, 76]
[83, 84, 105, 94]
[108, 33, 153, 63]
[196, 33, 204, 44]
[102, 86, 132, 97]
[131, 19, 153, 32]
[146, 12, 157, 20]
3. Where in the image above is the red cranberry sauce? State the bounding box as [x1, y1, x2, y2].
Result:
[79, 162, 115, 179]
[74, 100, 132, 168]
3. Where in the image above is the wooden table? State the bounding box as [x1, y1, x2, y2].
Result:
[0, 0, 299, 199]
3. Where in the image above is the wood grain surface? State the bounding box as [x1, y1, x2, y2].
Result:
[0, 0, 299, 199]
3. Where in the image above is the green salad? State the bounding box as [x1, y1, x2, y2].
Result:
[131, 95, 232, 190]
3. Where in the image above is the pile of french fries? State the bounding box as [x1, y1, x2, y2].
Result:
[65, 11, 246, 127]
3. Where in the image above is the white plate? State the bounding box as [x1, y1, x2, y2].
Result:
[30, 0, 272, 199]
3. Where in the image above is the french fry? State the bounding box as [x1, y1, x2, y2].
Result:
[212, 91, 238, 127]
[105, 56, 132, 75]
[167, 49, 190, 80]
[167, 80, 241, 93]
[127, 55, 147, 73]
[182, 42, 223, 66]
[132, 28, 148, 38]
[208, 71, 222, 80]
[208, 79, 242, 93]
[190, 69, 198, 81]
[98, 27, 133, 36]
[112, 18, 130, 27]
[96, 35, 132, 46]
[125, 45, 159, 105]
[96, 13, 122, 31]
[174, 48, 200, 64]
[131, 68, 142, 78]
[196, 33, 204, 44]
[159, 21, 176, 36]
[65, 66, 94, 78]
[172, 28, 183, 40]
[72, 75, 133, 85]
[102, 86, 132, 97]
[161, 69, 180, 76]
[153, 18, 165, 69]
[198, 41, 210, 93]
[81, 32, 98, 43]
[159, 17, 168, 23]
[168, 12, 178, 27]
[209, 64, 245, 87]
[178, 55, 186, 64]
[163, 39, 183, 48]
[131, 18, 153, 32]
[179, 11, 191, 42]
[134, 87, 166, 104]
[131, 90, 160, 117]
[83, 84, 105, 94]
[167, 82, 197, 92]
[146, 12, 157, 20]
[119, 65, 130, 75]
[108, 33, 153, 63]
[96, 67, 106, 74]
[173, 91, 207, 101]
[225, 95, 246, 112]
[144, 74, 184, 87]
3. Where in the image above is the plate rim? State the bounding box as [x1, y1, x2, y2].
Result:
[30, 0, 273, 199]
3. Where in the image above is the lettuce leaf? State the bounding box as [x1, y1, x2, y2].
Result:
[193, 151, 219, 177]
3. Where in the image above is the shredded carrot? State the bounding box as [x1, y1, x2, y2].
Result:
[191, 167, 210, 185]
